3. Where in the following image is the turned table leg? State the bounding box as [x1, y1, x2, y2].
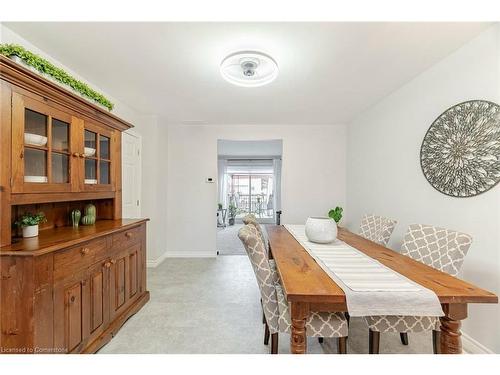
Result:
[440, 304, 467, 354]
[290, 302, 309, 354]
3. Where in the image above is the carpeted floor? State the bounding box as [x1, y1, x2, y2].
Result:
[99, 256, 434, 354]
[217, 224, 246, 255]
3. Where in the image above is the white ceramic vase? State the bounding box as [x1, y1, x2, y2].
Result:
[305, 216, 337, 244]
[22, 225, 39, 238]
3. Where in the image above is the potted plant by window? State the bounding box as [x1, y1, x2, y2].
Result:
[228, 204, 237, 226]
[15, 212, 47, 238]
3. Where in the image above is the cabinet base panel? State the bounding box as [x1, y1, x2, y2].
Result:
[83, 291, 150, 354]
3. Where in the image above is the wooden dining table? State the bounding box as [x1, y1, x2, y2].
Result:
[266, 225, 498, 354]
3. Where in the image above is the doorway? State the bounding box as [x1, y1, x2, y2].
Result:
[216, 140, 282, 255]
[122, 131, 142, 218]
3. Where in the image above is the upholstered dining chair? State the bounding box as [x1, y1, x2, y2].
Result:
[364, 224, 473, 354]
[238, 224, 349, 354]
[359, 214, 398, 246]
[242, 214, 266, 244]
[242, 214, 273, 325]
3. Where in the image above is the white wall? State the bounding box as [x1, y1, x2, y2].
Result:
[1, 24, 167, 264]
[218, 139, 283, 157]
[166, 124, 346, 256]
[346, 25, 500, 353]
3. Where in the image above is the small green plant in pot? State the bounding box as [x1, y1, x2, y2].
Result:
[15, 212, 47, 238]
[228, 204, 237, 226]
[328, 206, 343, 224]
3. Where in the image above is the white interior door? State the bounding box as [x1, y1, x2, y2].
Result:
[122, 131, 141, 218]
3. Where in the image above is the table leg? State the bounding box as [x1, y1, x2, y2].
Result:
[290, 302, 309, 354]
[440, 304, 467, 354]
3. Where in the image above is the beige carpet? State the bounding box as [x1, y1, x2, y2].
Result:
[217, 224, 246, 255]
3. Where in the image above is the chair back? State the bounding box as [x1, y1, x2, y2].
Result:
[242, 214, 266, 245]
[401, 224, 472, 276]
[359, 214, 397, 246]
[238, 224, 279, 333]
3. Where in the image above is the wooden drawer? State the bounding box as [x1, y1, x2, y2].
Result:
[112, 225, 142, 249]
[54, 238, 109, 280]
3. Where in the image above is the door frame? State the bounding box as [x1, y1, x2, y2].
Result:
[121, 130, 142, 218]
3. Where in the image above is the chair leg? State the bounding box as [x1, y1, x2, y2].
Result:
[369, 329, 380, 354]
[345, 312, 350, 326]
[264, 321, 270, 345]
[318, 337, 324, 343]
[400, 332, 409, 345]
[271, 333, 278, 354]
[432, 330, 440, 354]
[261, 299, 265, 324]
[338, 337, 348, 354]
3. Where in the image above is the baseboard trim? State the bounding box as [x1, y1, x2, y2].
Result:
[146, 251, 168, 268]
[462, 332, 494, 354]
[164, 251, 216, 258]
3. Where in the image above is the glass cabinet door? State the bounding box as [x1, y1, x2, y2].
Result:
[23, 109, 48, 183]
[12, 93, 75, 193]
[51, 118, 70, 183]
[82, 123, 115, 191]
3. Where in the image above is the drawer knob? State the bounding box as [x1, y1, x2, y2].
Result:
[72, 152, 79, 158]
[81, 247, 90, 255]
[125, 232, 133, 238]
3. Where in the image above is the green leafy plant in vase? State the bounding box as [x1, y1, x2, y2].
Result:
[15, 212, 47, 238]
[328, 206, 343, 224]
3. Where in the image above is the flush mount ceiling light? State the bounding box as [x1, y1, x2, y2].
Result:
[220, 51, 278, 87]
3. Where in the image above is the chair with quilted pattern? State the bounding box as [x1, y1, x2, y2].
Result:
[359, 214, 397, 246]
[238, 224, 349, 354]
[364, 224, 472, 354]
[242, 214, 274, 325]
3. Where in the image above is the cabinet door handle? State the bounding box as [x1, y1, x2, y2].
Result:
[80, 153, 86, 158]
[125, 232, 133, 238]
[81, 247, 90, 255]
[72, 152, 79, 158]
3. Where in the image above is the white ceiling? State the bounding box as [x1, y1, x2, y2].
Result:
[4, 22, 491, 125]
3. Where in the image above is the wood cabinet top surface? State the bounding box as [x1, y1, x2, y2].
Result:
[0, 219, 148, 256]
[267, 225, 498, 305]
[0, 55, 133, 131]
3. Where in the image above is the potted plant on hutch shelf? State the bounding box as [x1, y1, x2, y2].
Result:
[15, 212, 47, 238]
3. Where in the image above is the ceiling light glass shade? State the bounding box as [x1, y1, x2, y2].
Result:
[220, 51, 278, 87]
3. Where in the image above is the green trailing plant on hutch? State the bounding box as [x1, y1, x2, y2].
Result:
[0, 44, 114, 111]
[15, 212, 47, 228]
[328, 206, 343, 224]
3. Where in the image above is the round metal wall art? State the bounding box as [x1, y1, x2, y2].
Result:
[420, 100, 500, 197]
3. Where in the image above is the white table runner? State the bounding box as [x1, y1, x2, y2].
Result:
[284, 225, 444, 317]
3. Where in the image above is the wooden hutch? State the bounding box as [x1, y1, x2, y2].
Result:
[0, 56, 149, 353]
